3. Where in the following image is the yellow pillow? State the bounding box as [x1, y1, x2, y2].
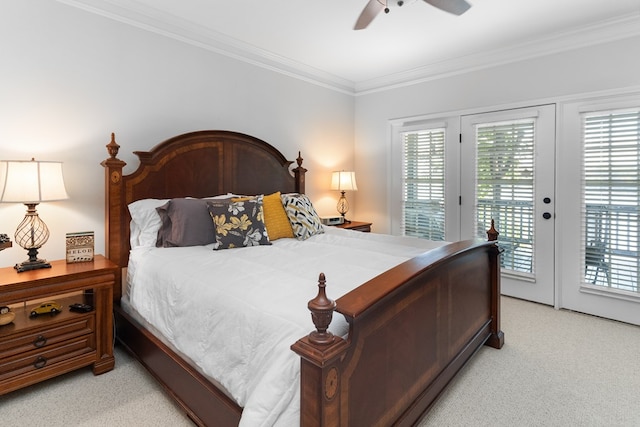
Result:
[262, 192, 294, 240]
[233, 192, 294, 240]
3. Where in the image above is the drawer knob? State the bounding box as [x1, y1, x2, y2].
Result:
[33, 335, 47, 348]
[34, 356, 47, 369]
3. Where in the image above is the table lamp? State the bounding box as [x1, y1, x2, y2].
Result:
[330, 171, 358, 222]
[0, 159, 69, 272]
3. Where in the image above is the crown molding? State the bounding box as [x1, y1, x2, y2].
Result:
[355, 14, 640, 95]
[57, 1, 639, 97]
[56, 0, 357, 95]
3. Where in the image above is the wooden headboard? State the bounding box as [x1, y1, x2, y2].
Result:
[101, 130, 306, 299]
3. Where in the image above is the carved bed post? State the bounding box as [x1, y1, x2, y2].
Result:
[307, 273, 337, 345]
[291, 274, 350, 426]
[487, 219, 499, 242]
[101, 133, 126, 301]
[293, 151, 307, 194]
[486, 219, 505, 349]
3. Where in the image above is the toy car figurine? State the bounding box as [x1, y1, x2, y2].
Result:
[30, 301, 63, 317]
[69, 303, 93, 313]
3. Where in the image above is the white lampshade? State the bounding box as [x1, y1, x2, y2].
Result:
[330, 171, 358, 192]
[0, 159, 69, 203]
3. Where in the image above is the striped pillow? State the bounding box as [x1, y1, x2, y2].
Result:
[280, 193, 324, 240]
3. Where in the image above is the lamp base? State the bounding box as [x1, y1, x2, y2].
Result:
[15, 248, 51, 273]
[336, 191, 351, 223]
[13, 206, 52, 273]
[15, 258, 52, 273]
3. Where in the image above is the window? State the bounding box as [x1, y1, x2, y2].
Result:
[475, 119, 535, 274]
[402, 128, 445, 240]
[582, 109, 640, 292]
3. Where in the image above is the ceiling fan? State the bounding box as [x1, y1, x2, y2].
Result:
[354, 0, 471, 30]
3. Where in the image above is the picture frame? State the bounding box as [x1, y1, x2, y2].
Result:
[66, 231, 94, 263]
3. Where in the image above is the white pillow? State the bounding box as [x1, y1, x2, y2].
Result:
[128, 199, 168, 248]
[128, 194, 235, 247]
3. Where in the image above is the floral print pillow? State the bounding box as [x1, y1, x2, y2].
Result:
[207, 196, 271, 250]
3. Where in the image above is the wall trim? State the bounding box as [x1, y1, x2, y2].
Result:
[57, 1, 640, 96]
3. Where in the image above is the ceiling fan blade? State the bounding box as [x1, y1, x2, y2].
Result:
[354, 0, 385, 30]
[423, 0, 471, 15]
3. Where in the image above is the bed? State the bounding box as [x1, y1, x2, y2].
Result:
[101, 130, 504, 426]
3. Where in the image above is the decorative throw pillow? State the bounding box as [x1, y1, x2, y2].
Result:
[207, 196, 271, 250]
[155, 198, 217, 247]
[280, 193, 324, 240]
[262, 192, 294, 240]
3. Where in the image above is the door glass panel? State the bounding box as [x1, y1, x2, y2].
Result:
[475, 119, 535, 274]
[582, 109, 640, 292]
[402, 128, 446, 240]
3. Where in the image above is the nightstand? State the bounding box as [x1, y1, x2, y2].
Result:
[0, 255, 116, 395]
[334, 221, 372, 232]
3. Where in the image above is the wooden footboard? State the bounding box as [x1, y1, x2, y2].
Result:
[292, 238, 503, 426]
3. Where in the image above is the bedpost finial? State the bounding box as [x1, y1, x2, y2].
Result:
[487, 219, 499, 241]
[106, 132, 120, 159]
[307, 273, 336, 346]
[296, 151, 303, 168]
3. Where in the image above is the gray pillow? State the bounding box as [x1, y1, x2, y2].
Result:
[156, 198, 216, 247]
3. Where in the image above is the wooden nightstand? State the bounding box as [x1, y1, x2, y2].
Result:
[0, 255, 116, 395]
[334, 221, 372, 232]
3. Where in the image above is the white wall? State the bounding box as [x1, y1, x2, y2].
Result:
[354, 36, 640, 233]
[0, 1, 354, 267]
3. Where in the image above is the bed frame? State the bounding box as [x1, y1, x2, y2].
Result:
[102, 130, 504, 426]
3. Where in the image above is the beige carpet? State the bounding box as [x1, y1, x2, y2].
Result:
[421, 297, 640, 427]
[1, 297, 638, 426]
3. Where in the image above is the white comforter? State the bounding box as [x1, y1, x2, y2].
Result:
[126, 226, 445, 426]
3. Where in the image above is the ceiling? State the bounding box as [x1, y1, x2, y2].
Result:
[62, 0, 640, 94]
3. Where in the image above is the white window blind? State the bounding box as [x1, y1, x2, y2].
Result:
[475, 120, 535, 273]
[582, 109, 640, 292]
[402, 129, 445, 240]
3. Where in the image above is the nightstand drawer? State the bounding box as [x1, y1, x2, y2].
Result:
[0, 315, 94, 360]
[0, 335, 95, 380]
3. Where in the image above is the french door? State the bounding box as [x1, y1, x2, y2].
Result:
[558, 96, 640, 325]
[394, 97, 640, 324]
[460, 105, 556, 305]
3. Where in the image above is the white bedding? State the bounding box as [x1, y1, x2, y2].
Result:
[126, 226, 445, 426]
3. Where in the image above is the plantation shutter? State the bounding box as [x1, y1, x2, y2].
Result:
[402, 128, 446, 240]
[475, 119, 535, 274]
[582, 109, 640, 292]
